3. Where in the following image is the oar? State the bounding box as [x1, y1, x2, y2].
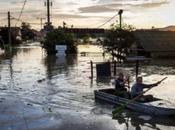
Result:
[112, 77, 167, 118]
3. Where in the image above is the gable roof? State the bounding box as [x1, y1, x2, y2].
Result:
[133, 30, 175, 52]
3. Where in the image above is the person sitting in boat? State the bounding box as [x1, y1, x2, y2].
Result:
[131, 76, 161, 101]
[115, 73, 130, 98]
[115, 73, 129, 91]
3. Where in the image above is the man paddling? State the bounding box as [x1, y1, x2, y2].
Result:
[131, 77, 161, 101]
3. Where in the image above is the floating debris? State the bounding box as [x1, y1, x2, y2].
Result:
[27, 103, 33, 106]
[37, 78, 46, 83]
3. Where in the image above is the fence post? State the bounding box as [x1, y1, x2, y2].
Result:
[90, 61, 93, 78]
[136, 60, 139, 79]
[113, 60, 116, 76]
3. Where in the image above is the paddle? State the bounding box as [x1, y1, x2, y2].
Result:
[112, 77, 167, 118]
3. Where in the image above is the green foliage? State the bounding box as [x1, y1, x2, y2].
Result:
[0, 27, 22, 45]
[112, 105, 125, 118]
[82, 34, 90, 43]
[21, 22, 36, 42]
[43, 28, 77, 54]
[103, 23, 136, 60]
[110, 23, 135, 31]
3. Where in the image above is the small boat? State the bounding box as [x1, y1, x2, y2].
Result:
[94, 88, 175, 116]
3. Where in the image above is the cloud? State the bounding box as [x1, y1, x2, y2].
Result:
[78, 0, 169, 14]
[0, 0, 172, 29]
[79, 5, 117, 13]
[52, 14, 90, 19]
[134, 1, 169, 8]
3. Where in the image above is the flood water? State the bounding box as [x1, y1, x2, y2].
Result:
[0, 43, 175, 130]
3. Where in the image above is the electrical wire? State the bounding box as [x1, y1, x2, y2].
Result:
[97, 12, 118, 28]
[11, 16, 23, 23]
[15, 0, 27, 26]
[0, 17, 7, 22]
[12, 16, 40, 25]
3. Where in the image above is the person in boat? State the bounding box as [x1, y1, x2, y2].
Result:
[115, 73, 130, 98]
[115, 73, 129, 91]
[131, 76, 161, 101]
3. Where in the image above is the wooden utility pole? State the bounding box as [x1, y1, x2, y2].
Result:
[44, 0, 53, 31]
[118, 9, 123, 29]
[8, 11, 12, 50]
[47, 0, 50, 26]
[37, 17, 46, 30]
[41, 18, 45, 30]
[45, 0, 52, 26]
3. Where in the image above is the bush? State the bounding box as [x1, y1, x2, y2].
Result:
[102, 23, 136, 60]
[43, 28, 77, 54]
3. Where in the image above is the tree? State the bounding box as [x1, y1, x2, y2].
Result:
[102, 23, 136, 61]
[0, 27, 22, 46]
[42, 28, 77, 54]
[21, 22, 36, 42]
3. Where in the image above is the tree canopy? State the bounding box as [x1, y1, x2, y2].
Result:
[102, 23, 136, 60]
[21, 22, 36, 42]
[43, 28, 77, 54]
[0, 27, 22, 46]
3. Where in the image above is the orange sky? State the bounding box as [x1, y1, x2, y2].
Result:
[0, 0, 174, 30]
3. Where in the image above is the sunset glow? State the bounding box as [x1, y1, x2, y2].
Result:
[0, 0, 174, 29]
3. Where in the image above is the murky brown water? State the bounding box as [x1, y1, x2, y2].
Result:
[0, 43, 175, 130]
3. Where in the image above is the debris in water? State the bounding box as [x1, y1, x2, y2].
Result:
[27, 103, 33, 106]
[48, 107, 52, 112]
[37, 78, 46, 83]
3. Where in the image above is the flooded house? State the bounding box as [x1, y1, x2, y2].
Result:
[132, 30, 175, 58]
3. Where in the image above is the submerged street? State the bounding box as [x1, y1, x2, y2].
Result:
[0, 43, 175, 130]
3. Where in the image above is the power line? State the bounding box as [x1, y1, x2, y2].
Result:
[11, 16, 23, 23]
[12, 16, 40, 25]
[97, 12, 118, 28]
[0, 17, 7, 22]
[15, 0, 27, 26]
[28, 23, 41, 25]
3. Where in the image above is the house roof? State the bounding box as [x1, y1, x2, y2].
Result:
[133, 30, 175, 52]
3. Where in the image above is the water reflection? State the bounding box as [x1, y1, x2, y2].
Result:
[0, 44, 175, 130]
[114, 110, 175, 130]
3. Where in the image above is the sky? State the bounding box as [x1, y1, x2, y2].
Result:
[0, 0, 174, 30]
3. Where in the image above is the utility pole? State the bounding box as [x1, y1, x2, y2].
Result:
[40, 18, 45, 30]
[44, 0, 53, 31]
[8, 11, 12, 49]
[37, 17, 46, 30]
[47, 0, 50, 26]
[118, 9, 123, 29]
[45, 0, 52, 26]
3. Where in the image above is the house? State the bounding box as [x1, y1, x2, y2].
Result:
[132, 30, 175, 58]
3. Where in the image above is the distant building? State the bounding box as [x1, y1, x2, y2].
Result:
[31, 29, 44, 41]
[131, 30, 175, 58]
[64, 28, 105, 37]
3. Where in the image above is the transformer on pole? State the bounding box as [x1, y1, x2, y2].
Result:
[45, 0, 52, 26]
